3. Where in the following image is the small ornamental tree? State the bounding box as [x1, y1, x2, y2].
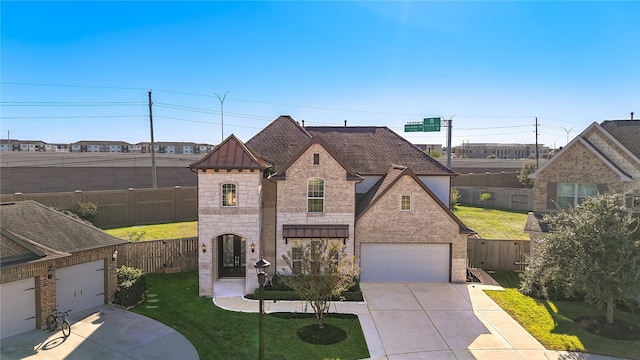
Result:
[528, 193, 640, 324]
[517, 161, 537, 188]
[281, 240, 360, 329]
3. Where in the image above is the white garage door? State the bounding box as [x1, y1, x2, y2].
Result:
[360, 243, 450, 282]
[56, 260, 105, 313]
[1, 278, 36, 339]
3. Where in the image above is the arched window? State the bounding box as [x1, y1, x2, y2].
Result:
[307, 178, 324, 213]
[222, 183, 237, 207]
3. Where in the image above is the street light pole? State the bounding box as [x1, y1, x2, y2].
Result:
[215, 91, 229, 142]
[561, 126, 575, 146]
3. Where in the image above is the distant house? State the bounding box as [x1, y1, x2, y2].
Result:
[190, 115, 474, 296]
[525, 119, 640, 248]
[0, 201, 127, 339]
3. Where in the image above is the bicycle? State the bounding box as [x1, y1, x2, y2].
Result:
[46, 308, 71, 337]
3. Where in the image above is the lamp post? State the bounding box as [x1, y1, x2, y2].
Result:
[254, 258, 270, 360]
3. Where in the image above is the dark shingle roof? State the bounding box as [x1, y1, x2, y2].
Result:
[600, 120, 640, 159]
[245, 116, 312, 171]
[0, 201, 127, 254]
[189, 134, 271, 170]
[245, 116, 455, 176]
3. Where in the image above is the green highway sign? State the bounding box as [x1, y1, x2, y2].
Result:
[404, 122, 423, 132]
[423, 117, 441, 132]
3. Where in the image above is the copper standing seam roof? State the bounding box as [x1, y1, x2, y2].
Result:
[189, 134, 271, 170]
[282, 224, 349, 239]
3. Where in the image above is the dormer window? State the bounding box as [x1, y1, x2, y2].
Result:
[401, 195, 411, 211]
[222, 183, 237, 207]
[313, 153, 320, 165]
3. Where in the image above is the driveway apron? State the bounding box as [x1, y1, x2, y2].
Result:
[360, 282, 545, 360]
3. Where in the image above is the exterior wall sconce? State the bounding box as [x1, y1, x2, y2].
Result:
[202, 243, 206, 253]
[251, 243, 255, 253]
[47, 265, 55, 279]
[112, 248, 118, 262]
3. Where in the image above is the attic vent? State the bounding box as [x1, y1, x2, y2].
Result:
[313, 153, 320, 165]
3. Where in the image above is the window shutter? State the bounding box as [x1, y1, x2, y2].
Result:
[546, 182, 557, 210]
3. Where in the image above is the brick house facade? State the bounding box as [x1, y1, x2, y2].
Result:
[525, 119, 640, 249]
[191, 116, 474, 296]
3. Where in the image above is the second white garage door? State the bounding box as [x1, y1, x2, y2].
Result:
[360, 243, 450, 282]
[56, 260, 105, 313]
[0, 278, 36, 339]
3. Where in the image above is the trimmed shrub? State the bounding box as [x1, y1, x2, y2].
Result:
[75, 201, 98, 222]
[115, 266, 146, 308]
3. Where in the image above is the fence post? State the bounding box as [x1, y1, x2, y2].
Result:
[173, 186, 182, 222]
[127, 188, 136, 226]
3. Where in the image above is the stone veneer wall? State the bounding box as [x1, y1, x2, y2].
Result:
[275, 144, 356, 272]
[197, 169, 263, 296]
[355, 175, 468, 283]
[532, 139, 634, 213]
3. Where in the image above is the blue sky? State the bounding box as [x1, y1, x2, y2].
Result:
[2, 1, 639, 148]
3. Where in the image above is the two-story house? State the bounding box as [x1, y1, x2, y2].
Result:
[190, 116, 474, 296]
[525, 119, 640, 249]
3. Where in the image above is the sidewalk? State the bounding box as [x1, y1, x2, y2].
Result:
[213, 280, 627, 360]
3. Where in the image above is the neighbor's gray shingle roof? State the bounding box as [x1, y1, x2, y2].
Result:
[245, 115, 455, 176]
[600, 120, 640, 159]
[0, 201, 127, 254]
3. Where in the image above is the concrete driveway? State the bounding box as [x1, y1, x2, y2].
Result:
[0, 305, 198, 360]
[360, 282, 548, 360]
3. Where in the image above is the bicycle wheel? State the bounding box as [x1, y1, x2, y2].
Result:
[46, 315, 56, 331]
[61, 320, 71, 337]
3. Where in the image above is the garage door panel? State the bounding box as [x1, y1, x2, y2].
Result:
[1, 278, 36, 339]
[361, 243, 450, 282]
[56, 260, 105, 313]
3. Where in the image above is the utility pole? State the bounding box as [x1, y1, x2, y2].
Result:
[535, 117, 539, 167]
[216, 91, 229, 142]
[445, 117, 454, 169]
[148, 90, 158, 188]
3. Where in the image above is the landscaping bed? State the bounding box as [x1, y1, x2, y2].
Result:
[248, 274, 364, 301]
[485, 271, 640, 360]
[132, 271, 369, 360]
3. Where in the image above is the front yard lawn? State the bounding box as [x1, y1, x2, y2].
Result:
[104, 221, 197, 240]
[131, 271, 369, 360]
[485, 271, 640, 359]
[454, 206, 529, 239]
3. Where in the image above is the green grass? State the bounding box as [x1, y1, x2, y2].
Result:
[131, 271, 369, 360]
[454, 205, 529, 239]
[485, 271, 640, 359]
[104, 221, 197, 241]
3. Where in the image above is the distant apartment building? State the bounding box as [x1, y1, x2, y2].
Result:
[454, 143, 551, 159]
[1, 139, 214, 154]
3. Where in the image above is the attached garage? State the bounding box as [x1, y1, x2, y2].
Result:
[360, 243, 451, 282]
[0, 278, 36, 339]
[56, 260, 106, 313]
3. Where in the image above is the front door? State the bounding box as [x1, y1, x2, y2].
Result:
[218, 234, 246, 278]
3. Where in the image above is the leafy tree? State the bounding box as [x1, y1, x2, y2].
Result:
[281, 240, 360, 329]
[525, 193, 640, 324]
[479, 192, 491, 204]
[517, 161, 537, 188]
[426, 149, 442, 158]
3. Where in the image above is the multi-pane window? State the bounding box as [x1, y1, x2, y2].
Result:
[291, 239, 341, 274]
[222, 183, 237, 207]
[307, 178, 324, 213]
[401, 195, 411, 211]
[557, 183, 596, 208]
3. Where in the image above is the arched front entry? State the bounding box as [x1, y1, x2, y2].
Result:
[217, 234, 246, 278]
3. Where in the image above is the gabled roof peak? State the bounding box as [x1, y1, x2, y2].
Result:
[189, 134, 271, 170]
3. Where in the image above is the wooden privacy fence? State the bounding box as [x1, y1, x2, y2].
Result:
[117, 237, 198, 274]
[467, 238, 530, 271]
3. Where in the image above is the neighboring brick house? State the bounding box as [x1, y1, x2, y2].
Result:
[0, 201, 127, 339]
[525, 119, 640, 247]
[190, 115, 474, 296]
